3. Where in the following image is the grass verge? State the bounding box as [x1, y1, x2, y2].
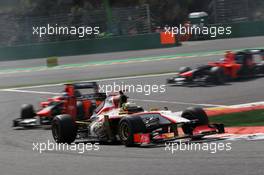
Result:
[209, 109, 264, 127]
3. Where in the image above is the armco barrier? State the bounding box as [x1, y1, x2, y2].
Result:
[0, 33, 179, 60]
[210, 20, 264, 39]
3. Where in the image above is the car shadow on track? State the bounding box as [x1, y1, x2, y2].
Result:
[74, 137, 227, 148]
[139, 137, 227, 148]
[13, 125, 51, 130]
[169, 83, 232, 88]
[232, 75, 264, 83]
[168, 75, 264, 88]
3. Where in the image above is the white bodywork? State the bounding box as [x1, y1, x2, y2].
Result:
[88, 95, 191, 137]
[157, 110, 189, 123]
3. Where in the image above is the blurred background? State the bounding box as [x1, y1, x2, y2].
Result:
[0, 0, 264, 47]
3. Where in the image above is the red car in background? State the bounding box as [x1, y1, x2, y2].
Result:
[167, 49, 264, 85]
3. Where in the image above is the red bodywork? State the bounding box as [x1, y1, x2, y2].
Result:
[36, 83, 106, 121]
[208, 61, 241, 78]
[169, 49, 264, 85]
[180, 71, 193, 77]
[208, 51, 242, 78]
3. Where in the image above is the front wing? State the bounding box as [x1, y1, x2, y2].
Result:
[133, 124, 225, 145]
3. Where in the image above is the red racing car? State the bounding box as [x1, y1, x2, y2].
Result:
[13, 82, 106, 128]
[167, 49, 264, 85]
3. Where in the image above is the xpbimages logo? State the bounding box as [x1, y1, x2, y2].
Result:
[164, 24, 232, 38]
[165, 141, 232, 154]
[32, 24, 100, 38]
[32, 140, 100, 154]
[98, 82, 166, 95]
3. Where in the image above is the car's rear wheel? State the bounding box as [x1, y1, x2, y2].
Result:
[179, 66, 191, 74]
[210, 67, 225, 84]
[21, 104, 35, 119]
[118, 116, 146, 147]
[181, 107, 209, 135]
[255, 62, 264, 75]
[52, 114, 77, 144]
[76, 101, 85, 120]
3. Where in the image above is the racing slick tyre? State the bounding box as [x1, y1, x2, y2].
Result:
[74, 90, 82, 97]
[209, 67, 225, 84]
[167, 78, 175, 84]
[118, 116, 146, 147]
[179, 67, 191, 74]
[21, 104, 35, 119]
[76, 101, 85, 120]
[181, 107, 209, 135]
[52, 114, 77, 144]
[255, 62, 264, 75]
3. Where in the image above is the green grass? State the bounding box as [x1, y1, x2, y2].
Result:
[209, 109, 264, 127]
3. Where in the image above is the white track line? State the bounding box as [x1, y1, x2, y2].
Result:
[1, 88, 225, 107]
[130, 98, 226, 107]
[227, 101, 264, 108]
[3, 72, 177, 90]
[2, 89, 61, 95]
[3, 88, 263, 108]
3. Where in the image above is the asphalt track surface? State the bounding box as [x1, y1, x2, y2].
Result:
[0, 36, 264, 88]
[0, 37, 264, 175]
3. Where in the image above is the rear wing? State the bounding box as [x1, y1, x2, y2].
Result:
[244, 49, 264, 56]
[65, 82, 99, 89]
[64, 82, 100, 96]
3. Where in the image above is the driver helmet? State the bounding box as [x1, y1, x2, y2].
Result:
[224, 51, 235, 63]
[122, 102, 136, 111]
[60, 92, 69, 100]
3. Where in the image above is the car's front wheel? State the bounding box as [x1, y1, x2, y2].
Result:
[118, 116, 146, 147]
[21, 104, 36, 119]
[52, 114, 77, 144]
[209, 67, 226, 84]
[254, 62, 264, 75]
[181, 107, 209, 135]
[179, 66, 191, 74]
